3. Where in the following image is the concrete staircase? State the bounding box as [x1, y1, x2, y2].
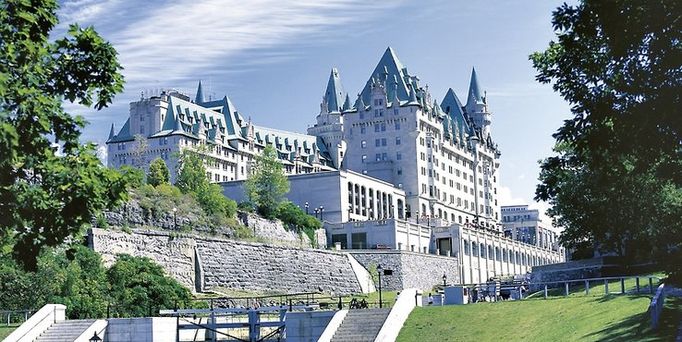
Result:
[331, 308, 391, 342]
[34, 319, 97, 342]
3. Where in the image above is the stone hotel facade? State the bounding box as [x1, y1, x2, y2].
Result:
[108, 47, 564, 284]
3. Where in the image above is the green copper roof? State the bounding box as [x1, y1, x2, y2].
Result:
[359, 47, 412, 105]
[465, 67, 483, 110]
[324, 68, 346, 113]
[195, 81, 205, 104]
[107, 118, 132, 143]
[441, 88, 470, 133]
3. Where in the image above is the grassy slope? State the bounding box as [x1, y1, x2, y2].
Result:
[398, 295, 681, 342]
[0, 324, 19, 340]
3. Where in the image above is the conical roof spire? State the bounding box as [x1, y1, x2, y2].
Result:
[354, 94, 365, 110]
[465, 68, 483, 109]
[323, 68, 345, 113]
[342, 94, 352, 111]
[108, 123, 115, 140]
[195, 81, 205, 104]
[360, 47, 411, 104]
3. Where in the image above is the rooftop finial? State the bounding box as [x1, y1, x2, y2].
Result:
[108, 123, 115, 140]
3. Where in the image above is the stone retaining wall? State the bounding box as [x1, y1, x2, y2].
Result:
[348, 250, 461, 291]
[89, 228, 362, 295]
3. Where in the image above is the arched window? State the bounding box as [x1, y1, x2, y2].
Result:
[463, 240, 470, 256]
[480, 243, 486, 258]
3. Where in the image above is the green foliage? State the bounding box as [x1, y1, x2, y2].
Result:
[119, 165, 144, 189]
[147, 158, 170, 187]
[175, 148, 208, 194]
[0, 246, 191, 319]
[238, 201, 255, 212]
[275, 201, 321, 244]
[95, 213, 108, 228]
[174, 148, 237, 224]
[107, 254, 191, 317]
[245, 145, 290, 219]
[0, 0, 126, 270]
[531, 1, 682, 282]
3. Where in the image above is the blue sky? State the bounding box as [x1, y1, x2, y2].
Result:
[60, 0, 571, 215]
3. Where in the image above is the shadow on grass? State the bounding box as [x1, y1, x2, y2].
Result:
[583, 296, 682, 341]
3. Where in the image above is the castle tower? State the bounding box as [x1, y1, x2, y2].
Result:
[464, 68, 492, 136]
[307, 68, 347, 168]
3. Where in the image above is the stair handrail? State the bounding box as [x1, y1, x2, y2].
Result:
[4, 304, 66, 342]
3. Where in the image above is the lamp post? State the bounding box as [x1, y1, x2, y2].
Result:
[314, 208, 319, 219]
[89, 331, 102, 342]
[377, 264, 383, 308]
[443, 274, 447, 288]
[319, 206, 325, 221]
[172, 207, 177, 230]
[305, 202, 309, 215]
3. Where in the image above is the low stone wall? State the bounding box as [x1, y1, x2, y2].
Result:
[88, 228, 363, 295]
[348, 250, 461, 291]
[530, 256, 646, 283]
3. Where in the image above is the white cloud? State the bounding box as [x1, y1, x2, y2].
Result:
[96, 144, 108, 166]
[497, 185, 528, 207]
[58, 0, 408, 133]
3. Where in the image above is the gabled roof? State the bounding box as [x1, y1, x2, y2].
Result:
[324, 68, 346, 113]
[359, 47, 412, 105]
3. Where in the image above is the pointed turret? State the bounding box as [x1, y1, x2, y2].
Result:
[465, 68, 483, 111]
[195, 81, 205, 104]
[107, 123, 115, 141]
[171, 108, 184, 133]
[354, 94, 366, 110]
[342, 94, 352, 111]
[323, 68, 345, 113]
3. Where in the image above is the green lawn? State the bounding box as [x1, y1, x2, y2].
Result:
[397, 295, 681, 342]
[0, 324, 19, 340]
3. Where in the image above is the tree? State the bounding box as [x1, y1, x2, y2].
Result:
[147, 158, 170, 187]
[0, 0, 127, 270]
[175, 147, 236, 220]
[175, 148, 209, 194]
[107, 255, 191, 317]
[531, 1, 682, 280]
[245, 145, 290, 218]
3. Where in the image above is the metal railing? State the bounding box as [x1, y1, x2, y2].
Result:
[0, 309, 33, 326]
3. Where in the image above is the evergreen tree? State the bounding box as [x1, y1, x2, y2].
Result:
[0, 0, 127, 270]
[147, 157, 170, 187]
[244, 145, 290, 218]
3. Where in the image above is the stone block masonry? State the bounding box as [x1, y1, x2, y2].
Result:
[349, 250, 461, 291]
[89, 228, 363, 295]
[197, 238, 362, 295]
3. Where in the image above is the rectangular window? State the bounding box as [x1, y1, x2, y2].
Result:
[375, 125, 380, 132]
[376, 154, 381, 161]
[396, 152, 402, 160]
[396, 137, 401, 145]
[381, 123, 386, 131]
[361, 127, 366, 134]
[382, 152, 387, 160]
[395, 122, 401, 130]
[381, 138, 387, 146]
[362, 155, 367, 163]
[375, 139, 381, 147]
[361, 140, 367, 148]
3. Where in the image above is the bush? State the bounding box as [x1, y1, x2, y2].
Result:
[276, 201, 321, 244]
[119, 165, 144, 189]
[147, 158, 170, 187]
[107, 255, 191, 317]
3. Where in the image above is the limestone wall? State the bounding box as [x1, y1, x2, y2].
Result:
[88, 228, 362, 295]
[89, 228, 197, 289]
[348, 250, 460, 291]
[197, 238, 362, 295]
